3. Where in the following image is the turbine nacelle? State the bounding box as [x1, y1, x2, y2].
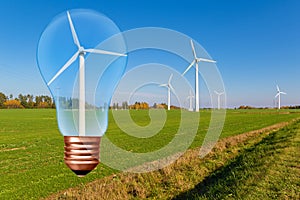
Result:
[275, 92, 287, 98]
[275, 85, 287, 98]
[214, 91, 224, 96]
[78, 46, 85, 54]
[159, 74, 175, 93]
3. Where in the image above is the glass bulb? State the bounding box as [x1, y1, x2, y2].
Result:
[37, 9, 127, 176]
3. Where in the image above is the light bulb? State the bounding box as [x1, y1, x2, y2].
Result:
[37, 9, 127, 176]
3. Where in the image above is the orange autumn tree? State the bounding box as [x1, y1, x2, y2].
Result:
[129, 102, 149, 110]
[4, 99, 24, 109]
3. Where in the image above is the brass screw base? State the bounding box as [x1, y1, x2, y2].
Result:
[64, 136, 101, 177]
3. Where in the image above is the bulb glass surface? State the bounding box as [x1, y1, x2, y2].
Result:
[37, 9, 127, 136]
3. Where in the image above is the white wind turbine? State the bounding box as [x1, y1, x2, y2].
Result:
[47, 11, 126, 136]
[187, 90, 194, 111]
[182, 40, 216, 112]
[275, 85, 286, 109]
[214, 91, 224, 110]
[159, 74, 175, 111]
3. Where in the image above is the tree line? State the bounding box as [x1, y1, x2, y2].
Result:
[0, 92, 54, 109]
[237, 105, 300, 109]
[112, 102, 181, 110]
[0, 91, 179, 110]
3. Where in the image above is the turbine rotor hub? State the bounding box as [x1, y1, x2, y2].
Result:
[79, 46, 85, 54]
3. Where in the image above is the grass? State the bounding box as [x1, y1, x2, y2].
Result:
[0, 109, 299, 199]
[175, 119, 300, 199]
[0, 109, 116, 199]
[47, 114, 299, 199]
[107, 109, 300, 151]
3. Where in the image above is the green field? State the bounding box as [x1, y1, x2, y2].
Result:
[0, 109, 299, 199]
[174, 118, 300, 199]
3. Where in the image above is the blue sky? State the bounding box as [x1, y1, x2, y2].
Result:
[0, 0, 299, 108]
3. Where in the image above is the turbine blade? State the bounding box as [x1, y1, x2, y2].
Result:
[47, 51, 79, 86]
[190, 39, 197, 59]
[275, 93, 279, 98]
[198, 58, 216, 63]
[182, 60, 195, 76]
[281, 92, 287, 95]
[169, 83, 175, 93]
[159, 83, 167, 87]
[215, 91, 224, 95]
[168, 74, 173, 84]
[84, 48, 127, 56]
[276, 85, 280, 92]
[67, 11, 81, 48]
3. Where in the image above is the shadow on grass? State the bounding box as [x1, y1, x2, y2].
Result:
[172, 127, 292, 200]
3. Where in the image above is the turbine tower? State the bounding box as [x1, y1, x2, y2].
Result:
[182, 39, 216, 112]
[47, 11, 126, 136]
[275, 85, 286, 109]
[214, 91, 224, 110]
[159, 74, 175, 111]
[187, 90, 194, 111]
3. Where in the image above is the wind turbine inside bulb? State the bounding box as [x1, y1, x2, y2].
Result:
[47, 11, 126, 176]
[214, 91, 224, 110]
[47, 11, 126, 136]
[187, 90, 194, 111]
[275, 85, 286, 109]
[159, 74, 175, 111]
[182, 39, 216, 112]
